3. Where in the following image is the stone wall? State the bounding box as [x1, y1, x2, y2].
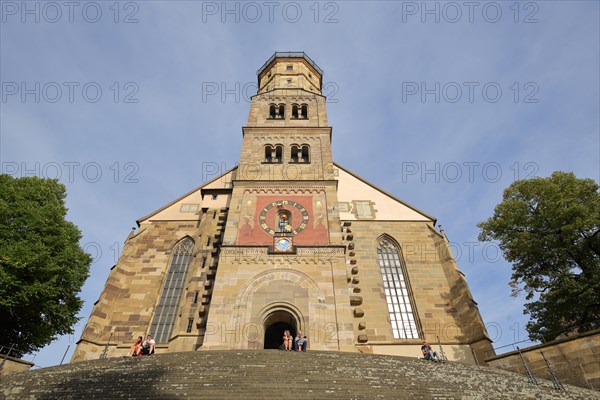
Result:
[486, 329, 600, 390]
[346, 220, 493, 364]
[71, 208, 227, 362]
[201, 245, 355, 351]
[0, 356, 33, 375]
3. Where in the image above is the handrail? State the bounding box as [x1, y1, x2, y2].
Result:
[0, 343, 26, 357]
[0, 344, 15, 370]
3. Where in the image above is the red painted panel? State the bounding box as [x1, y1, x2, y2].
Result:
[237, 195, 328, 245]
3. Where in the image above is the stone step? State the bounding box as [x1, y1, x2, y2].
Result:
[1, 350, 597, 399]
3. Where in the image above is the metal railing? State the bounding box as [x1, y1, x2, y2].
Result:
[257, 52, 324, 76]
[0, 344, 16, 370]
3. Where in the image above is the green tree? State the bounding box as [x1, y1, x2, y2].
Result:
[0, 175, 91, 356]
[478, 171, 600, 340]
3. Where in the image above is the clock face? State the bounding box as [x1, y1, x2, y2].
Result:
[274, 237, 292, 252]
[258, 201, 310, 236]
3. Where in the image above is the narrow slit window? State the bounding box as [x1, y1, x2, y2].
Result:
[187, 319, 194, 333]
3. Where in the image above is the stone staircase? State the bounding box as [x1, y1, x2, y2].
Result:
[1, 350, 597, 399]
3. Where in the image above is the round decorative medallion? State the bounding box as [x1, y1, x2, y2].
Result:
[258, 201, 309, 235]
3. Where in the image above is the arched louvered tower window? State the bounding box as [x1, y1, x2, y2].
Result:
[150, 237, 194, 343]
[300, 104, 308, 119]
[268, 104, 276, 119]
[300, 145, 310, 163]
[290, 145, 299, 163]
[264, 145, 274, 162]
[377, 236, 420, 339]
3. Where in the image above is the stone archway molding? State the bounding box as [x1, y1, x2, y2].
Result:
[258, 302, 305, 333]
[236, 268, 325, 307]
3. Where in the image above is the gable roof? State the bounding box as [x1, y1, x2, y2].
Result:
[136, 166, 237, 225]
[334, 162, 436, 223]
[135, 162, 435, 226]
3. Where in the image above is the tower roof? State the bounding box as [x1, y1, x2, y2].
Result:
[257, 52, 324, 77]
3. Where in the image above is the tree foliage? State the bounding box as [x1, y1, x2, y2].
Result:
[478, 171, 600, 340]
[0, 175, 91, 356]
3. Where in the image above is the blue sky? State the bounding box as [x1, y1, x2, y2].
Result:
[1, 1, 598, 368]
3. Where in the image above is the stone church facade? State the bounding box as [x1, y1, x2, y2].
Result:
[72, 53, 494, 364]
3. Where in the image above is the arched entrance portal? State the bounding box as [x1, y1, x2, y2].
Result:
[263, 310, 297, 349]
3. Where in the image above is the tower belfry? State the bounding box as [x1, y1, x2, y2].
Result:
[256, 52, 323, 94]
[240, 52, 333, 183]
[73, 52, 494, 363]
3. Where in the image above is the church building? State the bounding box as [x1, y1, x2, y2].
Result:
[72, 52, 493, 364]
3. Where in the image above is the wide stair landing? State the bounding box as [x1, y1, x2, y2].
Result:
[1, 350, 597, 399]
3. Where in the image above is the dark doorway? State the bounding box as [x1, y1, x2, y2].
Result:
[264, 322, 296, 349]
[263, 310, 297, 349]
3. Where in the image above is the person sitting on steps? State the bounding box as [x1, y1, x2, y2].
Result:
[128, 336, 143, 357]
[295, 330, 307, 352]
[282, 330, 293, 351]
[420, 340, 441, 362]
[140, 334, 155, 355]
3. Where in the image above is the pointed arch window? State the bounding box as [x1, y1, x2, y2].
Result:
[377, 237, 420, 339]
[150, 237, 194, 343]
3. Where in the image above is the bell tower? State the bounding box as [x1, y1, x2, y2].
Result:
[256, 52, 323, 95]
[224, 52, 342, 248]
[203, 52, 354, 351]
[239, 52, 333, 182]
